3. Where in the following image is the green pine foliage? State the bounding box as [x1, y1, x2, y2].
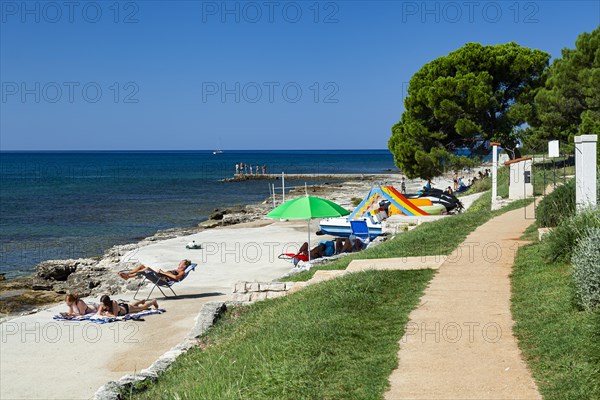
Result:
[389, 42, 549, 179]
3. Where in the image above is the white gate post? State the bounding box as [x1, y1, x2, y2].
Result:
[491, 142, 501, 210]
[575, 135, 598, 211]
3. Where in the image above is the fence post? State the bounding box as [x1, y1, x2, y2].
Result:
[575, 134, 598, 211]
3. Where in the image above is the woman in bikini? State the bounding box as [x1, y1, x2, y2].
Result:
[96, 295, 159, 317]
[63, 293, 97, 317]
[117, 259, 191, 283]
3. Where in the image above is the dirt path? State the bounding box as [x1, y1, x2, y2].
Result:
[385, 203, 541, 399]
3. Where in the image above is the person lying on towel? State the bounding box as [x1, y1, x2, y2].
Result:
[118, 259, 192, 282]
[62, 293, 97, 318]
[96, 295, 159, 317]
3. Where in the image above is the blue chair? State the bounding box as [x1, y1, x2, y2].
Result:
[134, 263, 197, 301]
[350, 220, 371, 247]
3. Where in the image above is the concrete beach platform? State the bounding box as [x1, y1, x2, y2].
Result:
[223, 173, 398, 182]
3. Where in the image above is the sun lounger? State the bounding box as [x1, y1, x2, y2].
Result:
[133, 263, 197, 301]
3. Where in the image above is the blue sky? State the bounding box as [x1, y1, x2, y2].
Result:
[1, 1, 598, 150]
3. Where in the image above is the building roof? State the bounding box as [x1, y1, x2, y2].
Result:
[504, 157, 532, 166]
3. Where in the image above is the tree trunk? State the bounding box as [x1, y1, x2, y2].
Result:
[505, 146, 522, 159]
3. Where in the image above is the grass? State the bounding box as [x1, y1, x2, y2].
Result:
[129, 269, 435, 400]
[285, 191, 533, 282]
[512, 231, 600, 399]
[461, 166, 509, 197]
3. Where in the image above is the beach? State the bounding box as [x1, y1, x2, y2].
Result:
[0, 219, 313, 399]
[0, 167, 477, 399]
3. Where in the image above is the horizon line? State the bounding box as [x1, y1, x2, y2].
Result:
[0, 148, 392, 152]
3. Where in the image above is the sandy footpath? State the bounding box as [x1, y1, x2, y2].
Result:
[0, 219, 320, 400]
[385, 203, 540, 399]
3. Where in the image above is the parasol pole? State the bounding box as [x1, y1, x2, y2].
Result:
[307, 218, 311, 262]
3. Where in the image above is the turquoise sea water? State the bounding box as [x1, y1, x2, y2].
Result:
[0, 150, 395, 278]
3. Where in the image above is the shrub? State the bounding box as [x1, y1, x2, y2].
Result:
[467, 176, 491, 193]
[545, 208, 600, 262]
[571, 227, 600, 311]
[350, 197, 362, 207]
[536, 179, 576, 227]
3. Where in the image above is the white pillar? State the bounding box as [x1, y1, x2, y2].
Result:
[491, 143, 500, 210]
[575, 135, 598, 211]
[575, 137, 583, 205]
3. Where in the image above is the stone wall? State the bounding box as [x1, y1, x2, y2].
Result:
[231, 281, 297, 302]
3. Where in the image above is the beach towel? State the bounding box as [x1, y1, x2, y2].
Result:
[53, 312, 96, 321]
[53, 309, 166, 323]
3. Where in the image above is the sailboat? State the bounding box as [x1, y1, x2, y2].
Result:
[213, 138, 224, 155]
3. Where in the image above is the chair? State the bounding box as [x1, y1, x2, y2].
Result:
[133, 263, 197, 301]
[350, 219, 371, 247]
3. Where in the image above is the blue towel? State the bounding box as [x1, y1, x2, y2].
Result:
[53, 308, 166, 323]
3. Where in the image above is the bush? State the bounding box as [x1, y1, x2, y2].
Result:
[545, 208, 600, 262]
[572, 227, 600, 311]
[536, 179, 576, 227]
[350, 197, 362, 207]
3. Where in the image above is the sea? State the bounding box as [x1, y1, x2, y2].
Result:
[0, 150, 396, 278]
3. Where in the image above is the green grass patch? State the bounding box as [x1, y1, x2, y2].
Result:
[512, 239, 600, 399]
[520, 221, 539, 242]
[461, 166, 509, 197]
[129, 269, 435, 400]
[286, 192, 533, 282]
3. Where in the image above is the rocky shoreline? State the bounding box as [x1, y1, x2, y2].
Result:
[0, 172, 412, 317]
[0, 203, 270, 317]
[1, 164, 485, 319]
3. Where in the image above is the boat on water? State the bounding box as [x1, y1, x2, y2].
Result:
[213, 138, 224, 154]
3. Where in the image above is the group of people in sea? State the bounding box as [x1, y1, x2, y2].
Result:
[235, 163, 267, 175]
[61, 260, 193, 318]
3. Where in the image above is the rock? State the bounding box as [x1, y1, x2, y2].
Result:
[31, 278, 53, 291]
[209, 210, 225, 220]
[35, 258, 96, 281]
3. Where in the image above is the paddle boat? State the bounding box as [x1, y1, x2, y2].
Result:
[319, 215, 382, 239]
[319, 185, 448, 238]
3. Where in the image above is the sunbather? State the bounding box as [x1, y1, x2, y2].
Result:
[97, 295, 159, 317]
[298, 238, 344, 260]
[337, 234, 365, 253]
[63, 293, 97, 317]
[118, 260, 192, 282]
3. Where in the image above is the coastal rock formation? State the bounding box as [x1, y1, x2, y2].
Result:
[205, 205, 262, 227]
[31, 257, 130, 297]
[35, 259, 87, 281]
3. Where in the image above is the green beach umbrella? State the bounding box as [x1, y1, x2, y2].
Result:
[267, 196, 350, 262]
